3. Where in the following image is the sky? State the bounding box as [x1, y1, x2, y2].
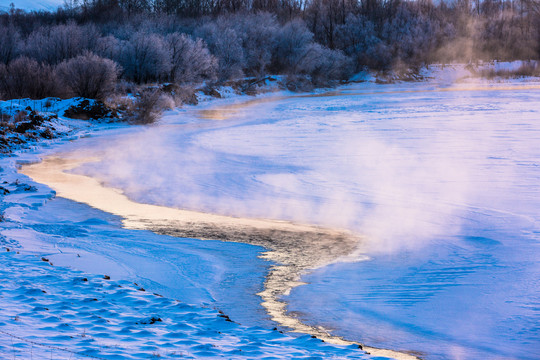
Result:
[0, 0, 65, 12]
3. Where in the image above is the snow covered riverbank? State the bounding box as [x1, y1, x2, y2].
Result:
[0, 88, 389, 359]
[0, 103, 376, 358]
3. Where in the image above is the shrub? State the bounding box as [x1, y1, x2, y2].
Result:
[127, 88, 173, 124]
[55, 52, 120, 100]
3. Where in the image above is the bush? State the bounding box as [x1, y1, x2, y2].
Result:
[127, 88, 173, 124]
[0, 56, 59, 99]
[55, 52, 120, 100]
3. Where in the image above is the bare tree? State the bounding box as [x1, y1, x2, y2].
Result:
[0, 56, 58, 99]
[24, 22, 99, 64]
[0, 23, 21, 64]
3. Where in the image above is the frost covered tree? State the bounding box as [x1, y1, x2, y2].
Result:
[55, 52, 120, 100]
[93, 35, 122, 62]
[24, 23, 99, 64]
[479, 8, 538, 60]
[381, 3, 439, 67]
[272, 18, 352, 82]
[334, 14, 385, 69]
[304, 0, 359, 48]
[0, 0, 538, 98]
[294, 43, 353, 83]
[0, 56, 57, 99]
[195, 22, 245, 80]
[272, 19, 314, 72]
[166, 33, 217, 84]
[226, 12, 280, 76]
[120, 31, 171, 83]
[0, 23, 21, 64]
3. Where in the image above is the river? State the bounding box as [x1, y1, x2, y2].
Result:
[21, 80, 540, 359]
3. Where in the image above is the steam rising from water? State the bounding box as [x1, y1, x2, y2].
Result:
[20, 79, 540, 359]
[67, 81, 526, 254]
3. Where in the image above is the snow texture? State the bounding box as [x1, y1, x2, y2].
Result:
[0, 93, 374, 359]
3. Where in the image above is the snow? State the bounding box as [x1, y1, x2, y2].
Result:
[0, 140, 372, 360]
[1, 95, 376, 358]
[2, 65, 540, 359]
[0, 251, 369, 359]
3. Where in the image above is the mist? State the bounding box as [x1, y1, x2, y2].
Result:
[62, 79, 536, 255]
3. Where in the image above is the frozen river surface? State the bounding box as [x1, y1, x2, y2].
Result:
[20, 80, 540, 359]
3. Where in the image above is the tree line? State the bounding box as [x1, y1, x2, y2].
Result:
[0, 0, 539, 101]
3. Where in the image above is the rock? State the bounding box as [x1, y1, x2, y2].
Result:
[14, 122, 34, 134]
[41, 128, 54, 139]
[64, 99, 117, 120]
[202, 87, 222, 98]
